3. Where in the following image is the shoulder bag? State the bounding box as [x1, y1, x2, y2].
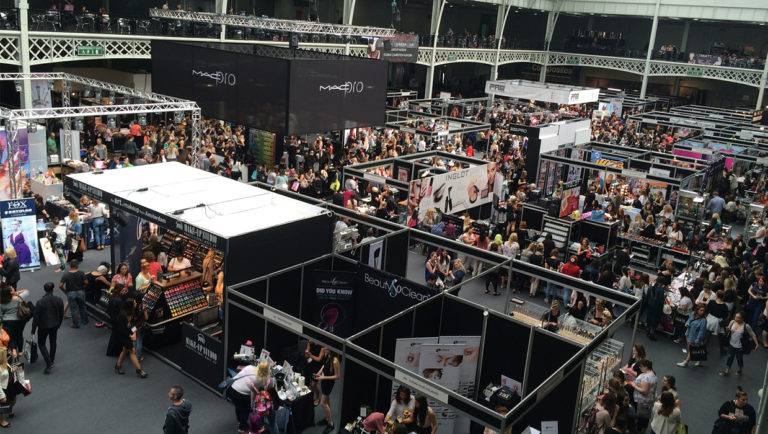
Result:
[16, 297, 32, 322]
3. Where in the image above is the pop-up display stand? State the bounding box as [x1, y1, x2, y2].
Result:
[64, 162, 332, 391]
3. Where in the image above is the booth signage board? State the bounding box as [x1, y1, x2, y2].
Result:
[409, 163, 500, 220]
[484, 80, 599, 105]
[373, 34, 419, 63]
[181, 323, 224, 390]
[649, 167, 671, 177]
[0, 198, 40, 270]
[63, 176, 228, 250]
[313, 270, 356, 338]
[621, 169, 646, 179]
[355, 265, 438, 331]
[590, 151, 625, 169]
[263, 306, 303, 334]
[505, 125, 540, 139]
[77, 46, 103, 56]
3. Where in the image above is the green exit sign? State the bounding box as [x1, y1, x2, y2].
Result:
[686, 69, 703, 77]
[447, 55, 456, 61]
[566, 57, 580, 65]
[529, 55, 537, 62]
[77, 46, 103, 56]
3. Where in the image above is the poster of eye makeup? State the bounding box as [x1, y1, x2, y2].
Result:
[408, 163, 499, 222]
[419, 344, 465, 434]
[393, 337, 439, 374]
[438, 336, 480, 434]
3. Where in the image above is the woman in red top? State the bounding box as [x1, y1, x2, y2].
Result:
[560, 255, 581, 306]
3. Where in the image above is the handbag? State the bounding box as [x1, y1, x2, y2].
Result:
[25, 339, 37, 364]
[77, 237, 86, 252]
[16, 298, 32, 322]
[689, 344, 708, 361]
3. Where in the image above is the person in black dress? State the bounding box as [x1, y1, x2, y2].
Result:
[304, 341, 324, 406]
[113, 298, 147, 378]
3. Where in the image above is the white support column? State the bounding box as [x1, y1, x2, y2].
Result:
[217, 0, 227, 41]
[756, 55, 768, 111]
[18, 0, 32, 109]
[640, 0, 662, 99]
[539, 9, 560, 82]
[425, 0, 447, 99]
[491, 0, 512, 81]
[7, 120, 18, 199]
[343, 0, 357, 25]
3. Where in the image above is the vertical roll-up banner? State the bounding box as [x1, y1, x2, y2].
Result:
[313, 270, 356, 337]
[0, 198, 40, 270]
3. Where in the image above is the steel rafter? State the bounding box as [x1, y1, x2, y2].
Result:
[148, 9, 397, 38]
[7, 102, 199, 121]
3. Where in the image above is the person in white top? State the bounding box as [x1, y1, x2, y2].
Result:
[385, 385, 415, 423]
[750, 220, 766, 246]
[227, 363, 259, 432]
[649, 391, 682, 434]
[167, 254, 191, 272]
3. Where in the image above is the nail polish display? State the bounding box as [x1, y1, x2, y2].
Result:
[165, 280, 208, 317]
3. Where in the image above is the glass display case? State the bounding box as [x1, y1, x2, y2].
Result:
[508, 302, 549, 327]
[558, 315, 604, 344]
[675, 190, 706, 221]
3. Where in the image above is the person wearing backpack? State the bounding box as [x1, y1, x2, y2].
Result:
[0, 286, 30, 353]
[250, 360, 278, 434]
[719, 311, 759, 377]
[228, 362, 258, 433]
[580, 393, 617, 434]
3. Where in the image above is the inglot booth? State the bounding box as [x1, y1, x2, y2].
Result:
[63, 162, 332, 391]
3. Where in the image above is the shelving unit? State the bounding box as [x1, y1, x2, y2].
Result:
[160, 230, 224, 271]
[542, 216, 572, 254]
[508, 302, 549, 327]
[579, 338, 624, 413]
[558, 316, 603, 345]
[618, 232, 663, 269]
[145, 272, 210, 326]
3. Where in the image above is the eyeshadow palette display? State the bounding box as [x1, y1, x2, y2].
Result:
[142, 285, 164, 312]
[164, 280, 208, 318]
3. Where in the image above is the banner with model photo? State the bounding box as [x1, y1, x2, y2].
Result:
[313, 270, 356, 338]
[0, 198, 40, 270]
[354, 264, 437, 332]
[408, 163, 501, 223]
[367, 34, 419, 63]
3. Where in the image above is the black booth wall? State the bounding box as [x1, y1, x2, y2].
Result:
[225, 214, 332, 286]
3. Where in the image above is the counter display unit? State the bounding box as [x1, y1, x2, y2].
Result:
[579, 338, 624, 415]
[618, 232, 664, 269]
[558, 316, 603, 345]
[676, 190, 706, 221]
[146, 272, 210, 326]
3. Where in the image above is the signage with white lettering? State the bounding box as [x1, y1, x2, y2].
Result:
[181, 323, 224, 390]
[313, 270, 356, 338]
[263, 307, 304, 334]
[394, 368, 450, 404]
[621, 169, 646, 179]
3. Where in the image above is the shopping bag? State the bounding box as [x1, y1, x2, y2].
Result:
[689, 345, 707, 361]
[24, 339, 37, 364]
[12, 366, 30, 396]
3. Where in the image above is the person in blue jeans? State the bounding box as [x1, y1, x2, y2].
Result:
[676, 304, 708, 367]
[88, 199, 107, 250]
[58, 259, 88, 328]
[543, 249, 561, 304]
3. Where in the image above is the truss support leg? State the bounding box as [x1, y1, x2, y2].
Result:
[7, 120, 18, 199]
[18, 0, 32, 109]
[61, 80, 73, 161]
[191, 108, 202, 169]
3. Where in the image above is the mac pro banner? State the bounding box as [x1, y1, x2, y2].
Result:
[354, 265, 437, 332]
[288, 59, 386, 134]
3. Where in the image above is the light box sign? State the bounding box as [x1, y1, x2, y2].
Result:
[590, 151, 625, 169]
[0, 198, 40, 270]
[369, 34, 419, 63]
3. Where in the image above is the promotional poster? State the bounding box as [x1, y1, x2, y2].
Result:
[313, 270, 356, 337]
[408, 163, 499, 222]
[419, 344, 465, 434]
[559, 186, 581, 218]
[438, 336, 480, 434]
[0, 129, 31, 201]
[0, 198, 40, 269]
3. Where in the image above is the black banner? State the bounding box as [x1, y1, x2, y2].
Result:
[354, 264, 438, 332]
[181, 322, 225, 390]
[313, 270, 356, 338]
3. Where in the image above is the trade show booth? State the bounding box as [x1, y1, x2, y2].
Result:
[64, 163, 332, 390]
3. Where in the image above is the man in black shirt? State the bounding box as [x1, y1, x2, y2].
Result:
[59, 260, 88, 329]
[124, 134, 138, 162]
[31, 282, 64, 373]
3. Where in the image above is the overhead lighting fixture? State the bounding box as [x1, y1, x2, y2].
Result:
[75, 118, 84, 130]
[83, 87, 91, 98]
[13, 81, 21, 92]
[48, 81, 54, 90]
[28, 122, 37, 133]
[107, 116, 116, 129]
[173, 111, 183, 123]
[94, 89, 102, 100]
[108, 91, 115, 103]
[138, 115, 147, 126]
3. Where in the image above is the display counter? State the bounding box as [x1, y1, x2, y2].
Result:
[509, 300, 602, 345]
[145, 272, 210, 327]
[30, 177, 63, 200]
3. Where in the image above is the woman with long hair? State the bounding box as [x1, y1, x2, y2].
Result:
[110, 263, 133, 291]
[316, 348, 341, 434]
[113, 298, 147, 378]
[0, 248, 20, 290]
[385, 385, 415, 423]
[720, 311, 759, 377]
[0, 348, 17, 427]
[201, 248, 216, 290]
[649, 391, 682, 434]
[66, 210, 83, 262]
[0, 286, 28, 352]
[677, 304, 707, 367]
[403, 395, 437, 434]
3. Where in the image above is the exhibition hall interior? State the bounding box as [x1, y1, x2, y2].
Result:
[0, 0, 767, 433]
